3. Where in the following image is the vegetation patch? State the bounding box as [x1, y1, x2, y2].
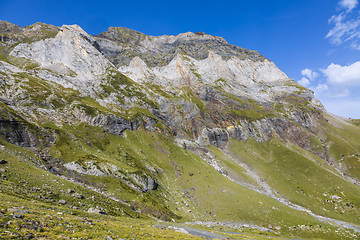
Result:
[227, 138, 360, 225]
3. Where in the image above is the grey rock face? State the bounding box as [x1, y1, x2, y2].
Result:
[64, 160, 159, 193]
[192, 110, 321, 149]
[205, 128, 229, 148]
[129, 173, 158, 192]
[96, 27, 264, 68]
[71, 108, 158, 135]
[0, 118, 33, 147]
[97, 27, 145, 45]
[0, 112, 53, 148]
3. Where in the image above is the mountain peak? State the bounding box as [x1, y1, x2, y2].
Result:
[173, 31, 228, 44]
[98, 26, 145, 44]
[60, 24, 88, 34]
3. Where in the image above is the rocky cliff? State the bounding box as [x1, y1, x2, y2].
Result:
[0, 21, 359, 239]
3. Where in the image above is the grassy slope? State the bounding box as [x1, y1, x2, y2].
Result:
[0, 138, 200, 239]
[0, 193, 198, 239]
[0, 108, 358, 238]
[227, 137, 360, 226]
[0, 139, 141, 218]
[1, 130, 358, 239]
[322, 115, 360, 180]
[2, 119, 355, 239]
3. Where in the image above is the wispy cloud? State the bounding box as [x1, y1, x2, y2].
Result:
[326, 0, 360, 49]
[339, 0, 358, 12]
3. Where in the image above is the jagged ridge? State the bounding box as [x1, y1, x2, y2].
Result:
[96, 26, 264, 67]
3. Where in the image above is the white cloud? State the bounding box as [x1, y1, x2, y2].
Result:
[303, 61, 360, 118]
[326, 0, 360, 48]
[301, 68, 318, 80]
[298, 68, 318, 87]
[315, 83, 329, 93]
[298, 77, 310, 87]
[339, 0, 358, 12]
[321, 61, 360, 85]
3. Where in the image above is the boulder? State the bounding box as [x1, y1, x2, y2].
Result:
[87, 206, 107, 215]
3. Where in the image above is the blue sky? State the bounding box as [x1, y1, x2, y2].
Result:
[0, 0, 359, 118]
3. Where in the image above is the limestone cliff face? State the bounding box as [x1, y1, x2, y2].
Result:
[0, 21, 324, 150]
[119, 51, 313, 104]
[9, 25, 111, 92]
[95, 26, 321, 108]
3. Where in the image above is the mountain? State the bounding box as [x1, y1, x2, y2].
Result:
[0, 20, 360, 239]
